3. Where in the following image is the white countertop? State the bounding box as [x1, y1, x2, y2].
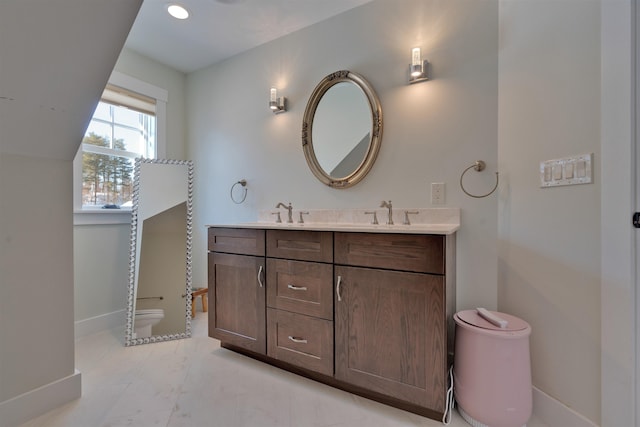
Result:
[207, 208, 460, 235]
[207, 222, 458, 235]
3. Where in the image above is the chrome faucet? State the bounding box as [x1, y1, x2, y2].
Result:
[403, 210, 419, 225]
[364, 211, 379, 225]
[380, 200, 393, 225]
[276, 202, 293, 223]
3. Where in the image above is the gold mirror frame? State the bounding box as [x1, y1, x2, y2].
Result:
[302, 70, 383, 188]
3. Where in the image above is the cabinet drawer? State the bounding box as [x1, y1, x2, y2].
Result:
[266, 259, 333, 320]
[335, 232, 444, 274]
[267, 308, 333, 376]
[266, 230, 332, 263]
[208, 228, 265, 256]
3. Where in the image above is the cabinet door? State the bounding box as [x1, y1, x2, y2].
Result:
[208, 252, 266, 354]
[335, 266, 446, 412]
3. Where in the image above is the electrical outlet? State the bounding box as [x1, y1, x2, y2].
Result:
[431, 182, 445, 205]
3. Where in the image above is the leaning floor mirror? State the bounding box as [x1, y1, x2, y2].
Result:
[125, 158, 194, 346]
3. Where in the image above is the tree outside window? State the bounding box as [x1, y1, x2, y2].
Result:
[82, 133, 134, 206]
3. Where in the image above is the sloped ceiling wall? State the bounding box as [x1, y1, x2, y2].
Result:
[0, 0, 143, 160]
[0, 0, 142, 421]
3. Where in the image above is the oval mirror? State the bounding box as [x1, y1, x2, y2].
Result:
[302, 70, 382, 188]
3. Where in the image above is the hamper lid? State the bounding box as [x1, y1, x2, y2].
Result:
[455, 308, 530, 332]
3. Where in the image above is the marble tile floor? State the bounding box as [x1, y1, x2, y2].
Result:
[19, 315, 549, 427]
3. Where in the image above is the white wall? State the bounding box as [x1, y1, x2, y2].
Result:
[187, 0, 500, 312]
[498, 1, 601, 424]
[73, 48, 187, 327]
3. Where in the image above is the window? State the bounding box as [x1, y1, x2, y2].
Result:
[81, 86, 156, 208]
[74, 72, 167, 224]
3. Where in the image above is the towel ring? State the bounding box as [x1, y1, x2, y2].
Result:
[230, 179, 247, 204]
[459, 160, 499, 198]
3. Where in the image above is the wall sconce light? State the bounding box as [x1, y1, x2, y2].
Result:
[269, 87, 286, 114]
[409, 47, 429, 84]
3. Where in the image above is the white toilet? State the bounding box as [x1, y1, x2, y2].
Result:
[134, 309, 164, 338]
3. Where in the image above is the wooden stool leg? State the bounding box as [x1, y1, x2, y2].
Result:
[191, 295, 196, 318]
[202, 294, 208, 313]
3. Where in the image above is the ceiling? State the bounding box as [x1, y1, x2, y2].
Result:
[125, 0, 375, 74]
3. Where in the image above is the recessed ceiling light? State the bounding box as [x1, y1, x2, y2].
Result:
[167, 4, 189, 20]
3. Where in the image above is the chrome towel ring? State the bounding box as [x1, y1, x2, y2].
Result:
[459, 160, 499, 198]
[230, 179, 247, 204]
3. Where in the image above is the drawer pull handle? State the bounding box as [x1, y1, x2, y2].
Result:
[287, 284, 307, 291]
[336, 275, 342, 302]
[288, 336, 308, 344]
[257, 265, 264, 288]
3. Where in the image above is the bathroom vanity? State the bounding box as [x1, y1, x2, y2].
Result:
[206, 216, 457, 420]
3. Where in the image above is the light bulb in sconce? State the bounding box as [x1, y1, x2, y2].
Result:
[269, 87, 286, 114]
[409, 47, 429, 84]
[411, 48, 422, 76]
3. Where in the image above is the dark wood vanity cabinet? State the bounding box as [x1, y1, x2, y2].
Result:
[334, 232, 451, 413]
[207, 226, 455, 420]
[265, 230, 334, 376]
[208, 228, 266, 354]
[333, 232, 450, 413]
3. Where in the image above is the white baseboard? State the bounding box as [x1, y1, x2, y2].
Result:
[0, 370, 81, 427]
[75, 309, 125, 339]
[533, 386, 598, 427]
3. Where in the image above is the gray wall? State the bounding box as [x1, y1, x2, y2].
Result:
[498, 1, 601, 423]
[186, 0, 612, 424]
[73, 48, 187, 326]
[0, 155, 75, 400]
[64, 1, 637, 425]
[600, 0, 635, 425]
[187, 0, 500, 312]
[0, 1, 142, 424]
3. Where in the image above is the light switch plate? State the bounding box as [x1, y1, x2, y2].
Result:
[540, 153, 593, 188]
[431, 182, 445, 205]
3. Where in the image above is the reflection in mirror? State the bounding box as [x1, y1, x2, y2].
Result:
[312, 82, 372, 178]
[302, 70, 382, 188]
[125, 158, 194, 346]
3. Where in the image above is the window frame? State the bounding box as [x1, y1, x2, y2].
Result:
[74, 71, 168, 225]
